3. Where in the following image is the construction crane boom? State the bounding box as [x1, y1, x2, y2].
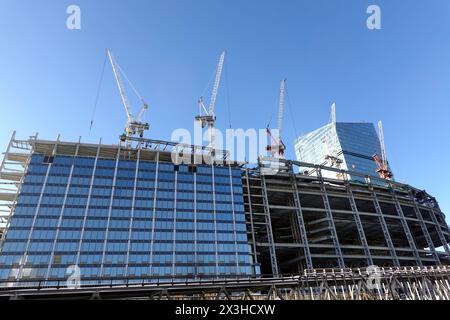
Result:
[267, 79, 287, 158]
[209, 51, 225, 116]
[106, 49, 150, 145]
[196, 51, 226, 149]
[373, 120, 393, 180]
[107, 49, 133, 122]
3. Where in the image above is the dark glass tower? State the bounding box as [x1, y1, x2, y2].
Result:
[294, 122, 389, 181]
[0, 140, 256, 283]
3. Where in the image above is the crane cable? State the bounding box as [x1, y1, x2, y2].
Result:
[90, 53, 108, 133]
[116, 62, 147, 108]
[266, 91, 280, 129]
[285, 82, 300, 139]
[200, 63, 217, 114]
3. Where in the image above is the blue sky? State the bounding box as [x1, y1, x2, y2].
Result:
[0, 0, 449, 221]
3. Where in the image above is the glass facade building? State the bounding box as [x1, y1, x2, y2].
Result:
[294, 122, 389, 180]
[0, 149, 255, 283]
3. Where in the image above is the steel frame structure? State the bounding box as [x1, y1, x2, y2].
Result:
[244, 157, 450, 275]
[0, 265, 449, 300]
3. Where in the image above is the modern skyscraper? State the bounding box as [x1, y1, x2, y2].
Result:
[294, 122, 389, 181]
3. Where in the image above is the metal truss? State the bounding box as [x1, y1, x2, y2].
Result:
[1, 266, 449, 300]
[0, 132, 34, 247]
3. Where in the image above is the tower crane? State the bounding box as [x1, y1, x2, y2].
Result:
[266, 79, 287, 158]
[373, 120, 393, 180]
[196, 51, 226, 147]
[106, 49, 149, 146]
[323, 103, 343, 168]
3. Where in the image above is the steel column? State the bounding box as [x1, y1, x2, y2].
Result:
[260, 172, 279, 277]
[100, 146, 122, 277]
[408, 190, 441, 264]
[345, 180, 373, 266]
[316, 169, 345, 268]
[369, 184, 400, 267]
[389, 184, 422, 266]
[289, 167, 313, 270]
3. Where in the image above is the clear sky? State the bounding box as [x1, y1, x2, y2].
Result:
[0, 0, 449, 222]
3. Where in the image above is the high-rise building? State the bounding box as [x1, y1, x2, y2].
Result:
[294, 122, 389, 181]
[0, 135, 256, 282]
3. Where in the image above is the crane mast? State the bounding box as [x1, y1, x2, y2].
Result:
[373, 120, 393, 180]
[106, 49, 149, 146]
[209, 51, 225, 116]
[267, 79, 287, 158]
[378, 120, 388, 168]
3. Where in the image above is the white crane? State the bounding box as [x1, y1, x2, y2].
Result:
[266, 79, 287, 158]
[106, 49, 149, 145]
[378, 120, 388, 169]
[330, 102, 336, 124]
[196, 51, 226, 147]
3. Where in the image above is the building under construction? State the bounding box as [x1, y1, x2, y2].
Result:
[0, 133, 449, 300]
[0, 51, 449, 300]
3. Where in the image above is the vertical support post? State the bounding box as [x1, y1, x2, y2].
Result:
[76, 138, 102, 267]
[260, 172, 279, 277]
[244, 168, 259, 275]
[18, 134, 60, 281]
[125, 149, 141, 276]
[171, 162, 178, 279]
[289, 164, 313, 270]
[149, 150, 160, 278]
[429, 208, 450, 254]
[211, 164, 219, 278]
[100, 145, 121, 277]
[389, 183, 422, 266]
[193, 161, 198, 279]
[408, 190, 441, 265]
[345, 179, 373, 266]
[228, 165, 240, 275]
[317, 169, 345, 268]
[46, 137, 81, 279]
[370, 184, 400, 266]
